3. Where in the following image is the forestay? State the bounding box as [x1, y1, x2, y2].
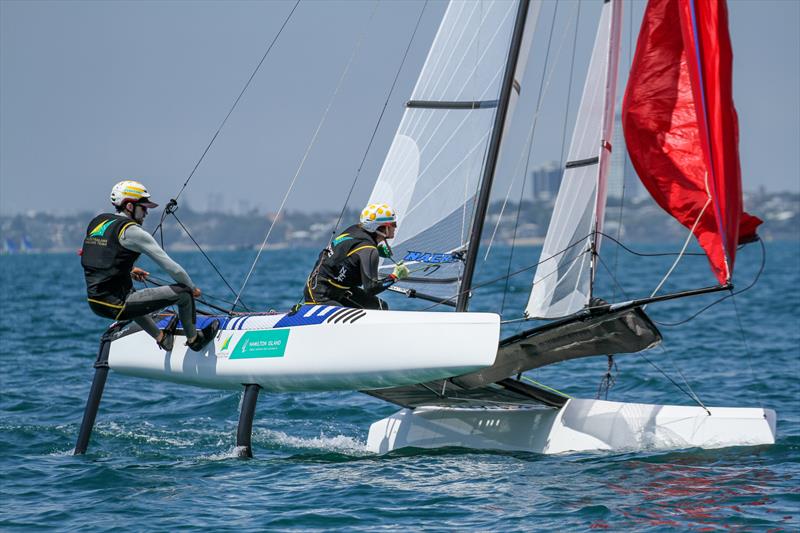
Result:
[525, 0, 622, 319]
[369, 0, 539, 300]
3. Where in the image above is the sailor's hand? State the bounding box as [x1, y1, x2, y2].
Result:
[378, 243, 392, 259]
[192, 287, 202, 298]
[131, 267, 149, 281]
[392, 262, 410, 280]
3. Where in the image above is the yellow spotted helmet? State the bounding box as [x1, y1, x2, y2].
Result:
[360, 203, 397, 233]
[110, 180, 158, 208]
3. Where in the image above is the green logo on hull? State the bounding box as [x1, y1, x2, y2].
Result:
[229, 329, 290, 359]
[220, 335, 232, 351]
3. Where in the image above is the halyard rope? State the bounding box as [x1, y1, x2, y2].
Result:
[332, 0, 429, 237]
[233, 1, 381, 309]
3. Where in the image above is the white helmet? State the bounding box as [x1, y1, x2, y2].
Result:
[110, 180, 158, 208]
[360, 203, 397, 233]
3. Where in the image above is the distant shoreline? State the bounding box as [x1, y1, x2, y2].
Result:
[3, 237, 798, 257]
[2, 190, 798, 253]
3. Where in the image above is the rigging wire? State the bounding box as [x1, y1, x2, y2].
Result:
[589, 231, 764, 328]
[646, 198, 711, 306]
[484, 0, 561, 260]
[596, 355, 617, 400]
[423, 221, 764, 314]
[420, 230, 593, 311]
[558, 0, 581, 169]
[598, 251, 708, 411]
[152, 0, 300, 239]
[652, 342, 709, 413]
[140, 275, 242, 316]
[637, 348, 710, 414]
[583, 222, 711, 407]
[611, 4, 633, 304]
[653, 237, 766, 327]
[474, 226, 761, 324]
[498, 241, 710, 409]
[596, 237, 766, 407]
[144, 1, 299, 313]
[146, 274, 241, 309]
[497, 0, 561, 320]
[595, 250, 631, 300]
[419, 222, 712, 314]
[545, 230, 764, 328]
[519, 375, 572, 398]
[169, 212, 249, 311]
[170, 0, 301, 207]
[483, 0, 581, 262]
[331, 0, 429, 236]
[596, 231, 706, 257]
[729, 283, 765, 409]
[233, 1, 381, 309]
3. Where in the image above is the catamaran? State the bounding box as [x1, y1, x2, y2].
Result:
[75, 0, 776, 457]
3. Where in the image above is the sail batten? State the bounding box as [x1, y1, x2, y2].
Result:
[406, 99, 500, 109]
[565, 157, 600, 169]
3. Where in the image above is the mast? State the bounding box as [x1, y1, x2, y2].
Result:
[589, 0, 623, 304]
[456, 0, 531, 312]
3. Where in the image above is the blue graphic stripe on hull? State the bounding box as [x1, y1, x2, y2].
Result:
[154, 305, 346, 332]
[273, 305, 343, 328]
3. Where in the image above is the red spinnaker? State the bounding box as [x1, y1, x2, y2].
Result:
[622, 0, 761, 284]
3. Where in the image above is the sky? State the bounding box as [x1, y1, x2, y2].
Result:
[1, 0, 798, 217]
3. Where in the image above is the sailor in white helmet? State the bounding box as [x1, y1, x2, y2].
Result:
[303, 203, 409, 309]
[80, 180, 218, 351]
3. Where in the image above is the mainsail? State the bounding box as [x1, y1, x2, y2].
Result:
[525, 0, 623, 319]
[622, 0, 762, 285]
[368, 0, 539, 301]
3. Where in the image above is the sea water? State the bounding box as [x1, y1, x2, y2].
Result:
[1, 241, 798, 530]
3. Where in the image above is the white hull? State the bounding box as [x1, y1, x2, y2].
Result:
[108, 306, 500, 392]
[367, 399, 777, 454]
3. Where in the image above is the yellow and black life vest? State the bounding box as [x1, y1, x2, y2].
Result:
[81, 213, 140, 302]
[311, 224, 378, 290]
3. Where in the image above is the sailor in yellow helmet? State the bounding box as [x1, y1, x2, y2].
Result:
[303, 203, 409, 309]
[80, 180, 218, 352]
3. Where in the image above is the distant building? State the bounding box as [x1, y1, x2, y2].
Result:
[528, 109, 647, 202]
[529, 161, 562, 200]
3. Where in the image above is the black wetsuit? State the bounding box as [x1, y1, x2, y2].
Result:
[304, 224, 395, 309]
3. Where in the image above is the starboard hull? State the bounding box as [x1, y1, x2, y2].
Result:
[107, 305, 500, 392]
[366, 399, 777, 454]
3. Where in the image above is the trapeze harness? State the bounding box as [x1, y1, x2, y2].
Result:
[81, 213, 142, 319]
